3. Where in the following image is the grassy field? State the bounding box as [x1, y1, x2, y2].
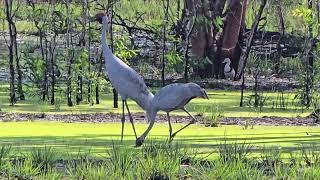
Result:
[0, 121, 319, 157]
[0, 83, 311, 117]
[0, 122, 320, 179]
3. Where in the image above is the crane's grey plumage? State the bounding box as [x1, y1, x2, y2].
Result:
[223, 58, 235, 81]
[136, 83, 209, 146]
[95, 12, 153, 141]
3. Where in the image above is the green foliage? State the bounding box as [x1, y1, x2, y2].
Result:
[31, 146, 57, 172]
[292, 6, 314, 27]
[165, 48, 183, 74]
[37, 167, 62, 180]
[11, 156, 41, 179]
[105, 142, 137, 179]
[218, 139, 253, 162]
[114, 36, 137, 64]
[0, 145, 11, 173]
[213, 16, 224, 32]
[198, 105, 224, 127]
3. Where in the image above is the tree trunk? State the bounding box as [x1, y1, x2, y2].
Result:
[238, 0, 267, 106]
[220, 0, 248, 79]
[96, 52, 103, 105]
[274, 2, 285, 74]
[86, 0, 92, 105]
[184, 12, 197, 82]
[305, 0, 314, 107]
[66, 0, 73, 107]
[109, 0, 118, 108]
[12, 22, 25, 100]
[4, 0, 16, 105]
[161, 0, 169, 87]
[50, 34, 57, 105]
[236, 0, 267, 80]
[183, 0, 227, 78]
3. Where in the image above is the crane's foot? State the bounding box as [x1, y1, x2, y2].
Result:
[169, 133, 177, 143]
[135, 136, 145, 147]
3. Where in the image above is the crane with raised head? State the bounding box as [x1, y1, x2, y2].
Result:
[94, 12, 154, 142]
[136, 83, 209, 146]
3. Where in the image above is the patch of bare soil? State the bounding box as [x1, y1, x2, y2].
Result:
[0, 112, 319, 126]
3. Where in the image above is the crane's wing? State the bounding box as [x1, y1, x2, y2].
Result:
[107, 56, 151, 102]
[152, 83, 192, 111]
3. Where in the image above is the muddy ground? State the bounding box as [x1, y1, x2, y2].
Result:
[0, 112, 319, 126]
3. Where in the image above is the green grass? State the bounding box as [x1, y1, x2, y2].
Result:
[0, 121, 319, 157]
[0, 82, 311, 117]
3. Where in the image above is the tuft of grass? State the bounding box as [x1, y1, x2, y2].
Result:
[198, 105, 224, 127]
[105, 142, 137, 179]
[11, 156, 41, 180]
[218, 138, 253, 162]
[30, 146, 57, 172]
[37, 167, 62, 180]
[301, 143, 320, 166]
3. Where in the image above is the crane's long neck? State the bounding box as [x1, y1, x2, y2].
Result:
[139, 107, 158, 140]
[101, 18, 113, 64]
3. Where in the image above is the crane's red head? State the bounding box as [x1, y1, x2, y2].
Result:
[94, 12, 108, 24]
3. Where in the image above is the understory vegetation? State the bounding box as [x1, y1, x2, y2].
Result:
[0, 83, 316, 117]
[0, 141, 320, 179]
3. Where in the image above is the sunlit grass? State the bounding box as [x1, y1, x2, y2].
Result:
[0, 121, 319, 158]
[0, 82, 311, 117]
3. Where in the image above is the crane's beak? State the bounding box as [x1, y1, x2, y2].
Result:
[203, 90, 209, 99]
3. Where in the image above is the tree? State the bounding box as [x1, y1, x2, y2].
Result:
[180, 0, 249, 79]
[65, 0, 74, 106]
[4, 0, 17, 105]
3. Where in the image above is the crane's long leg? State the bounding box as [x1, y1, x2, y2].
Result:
[167, 112, 173, 141]
[124, 100, 138, 139]
[170, 108, 197, 142]
[121, 100, 125, 142]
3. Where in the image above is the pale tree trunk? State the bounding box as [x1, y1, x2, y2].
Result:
[184, 0, 215, 78]
[220, 0, 248, 79]
[183, 0, 249, 79]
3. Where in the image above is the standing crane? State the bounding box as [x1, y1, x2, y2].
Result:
[222, 58, 235, 81]
[94, 12, 154, 141]
[136, 83, 209, 146]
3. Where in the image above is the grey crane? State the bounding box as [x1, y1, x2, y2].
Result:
[136, 83, 209, 146]
[94, 12, 154, 141]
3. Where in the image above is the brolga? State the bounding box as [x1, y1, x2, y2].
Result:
[94, 12, 154, 141]
[136, 83, 209, 146]
[222, 58, 235, 81]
